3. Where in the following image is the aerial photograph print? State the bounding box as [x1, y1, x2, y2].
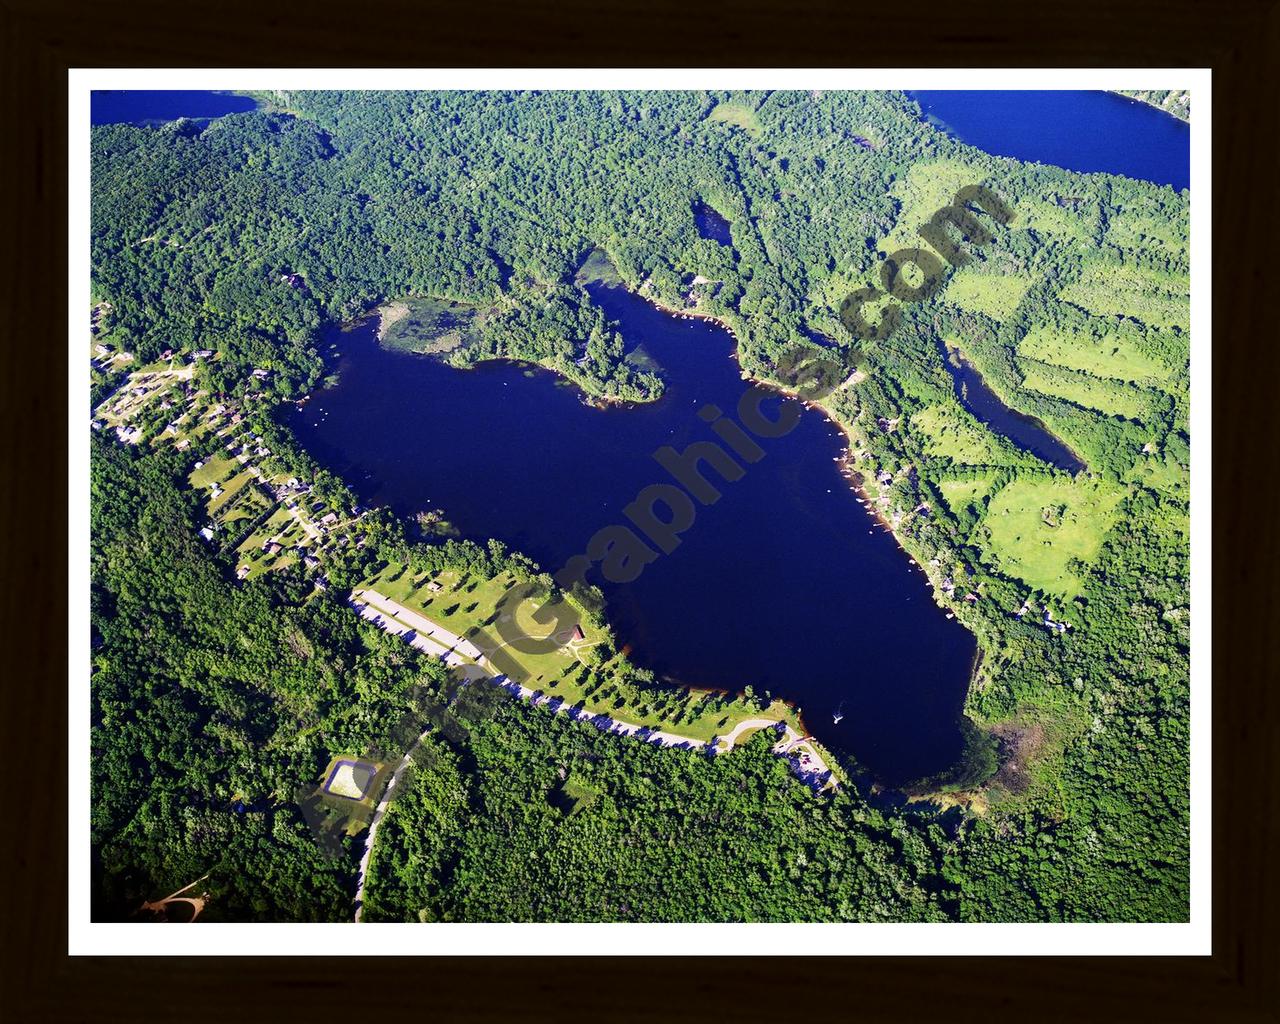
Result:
[85, 81, 1195, 931]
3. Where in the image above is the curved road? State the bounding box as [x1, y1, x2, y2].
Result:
[349, 590, 838, 920]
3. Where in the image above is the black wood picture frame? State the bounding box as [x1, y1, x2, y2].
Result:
[3, 0, 1275, 1018]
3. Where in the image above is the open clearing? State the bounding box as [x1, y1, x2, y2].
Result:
[1104, 202, 1189, 262]
[981, 476, 1125, 598]
[1017, 195, 1093, 244]
[944, 267, 1035, 322]
[938, 476, 996, 516]
[1059, 262, 1189, 332]
[1017, 322, 1176, 387]
[1017, 358, 1157, 421]
[575, 246, 623, 286]
[706, 101, 761, 135]
[913, 402, 1022, 466]
[189, 453, 238, 491]
[880, 159, 976, 254]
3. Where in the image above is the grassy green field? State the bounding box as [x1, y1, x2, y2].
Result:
[944, 267, 1035, 322]
[1017, 322, 1176, 388]
[938, 476, 996, 515]
[912, 403, 1020, 465]
[880, 158, 976, 254]
[981, 476, 1125, 599]
[216, 481, 273, 526]
[208, 469, 255, 514]
[362, 562, 800, 745]
[189, 453, 238, 491]
[1060, 262, 1190, 332]
[706, 101, 761, 135]
[1017, 358, 1157, 421]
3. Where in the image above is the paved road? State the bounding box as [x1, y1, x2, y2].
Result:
[351, 599, 465, 665]
[353, 728, 431, 923]
[355, 588, 485, 661]
[349, 589, 838, 919]
[715, 717, 835, 781]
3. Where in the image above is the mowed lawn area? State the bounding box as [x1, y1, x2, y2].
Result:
[361, 562, 800, 745]
[189, 452, 238, 491]
[980, 476, 1125, 600]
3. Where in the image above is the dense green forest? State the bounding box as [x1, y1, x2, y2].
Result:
[90, 90, 1190, 922]
[1115, 89, 1191, 121]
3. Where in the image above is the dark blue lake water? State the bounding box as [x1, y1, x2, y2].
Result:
[91, 90, 257, 126]
[942, 346, 1086, 474]
[283, 90, 1188, 786]
[693, 201, 733, 245]
[909, 90, 1190, 192]
[291, 286, 976, 785]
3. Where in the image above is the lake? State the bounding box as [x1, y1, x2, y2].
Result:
[91, 90, 257, 126]
[284, 90, 1187, 787]
[290, 286, 977, 785]
[941, 345, 1086, 474]
[909, 90, 1190, 192]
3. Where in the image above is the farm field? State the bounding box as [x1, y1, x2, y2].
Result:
[980, 476, 1125, 600]
[1059, 262, 1190, 332]
[1016, 322, 1177, 387]
[1017, 358, 1157, 421]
